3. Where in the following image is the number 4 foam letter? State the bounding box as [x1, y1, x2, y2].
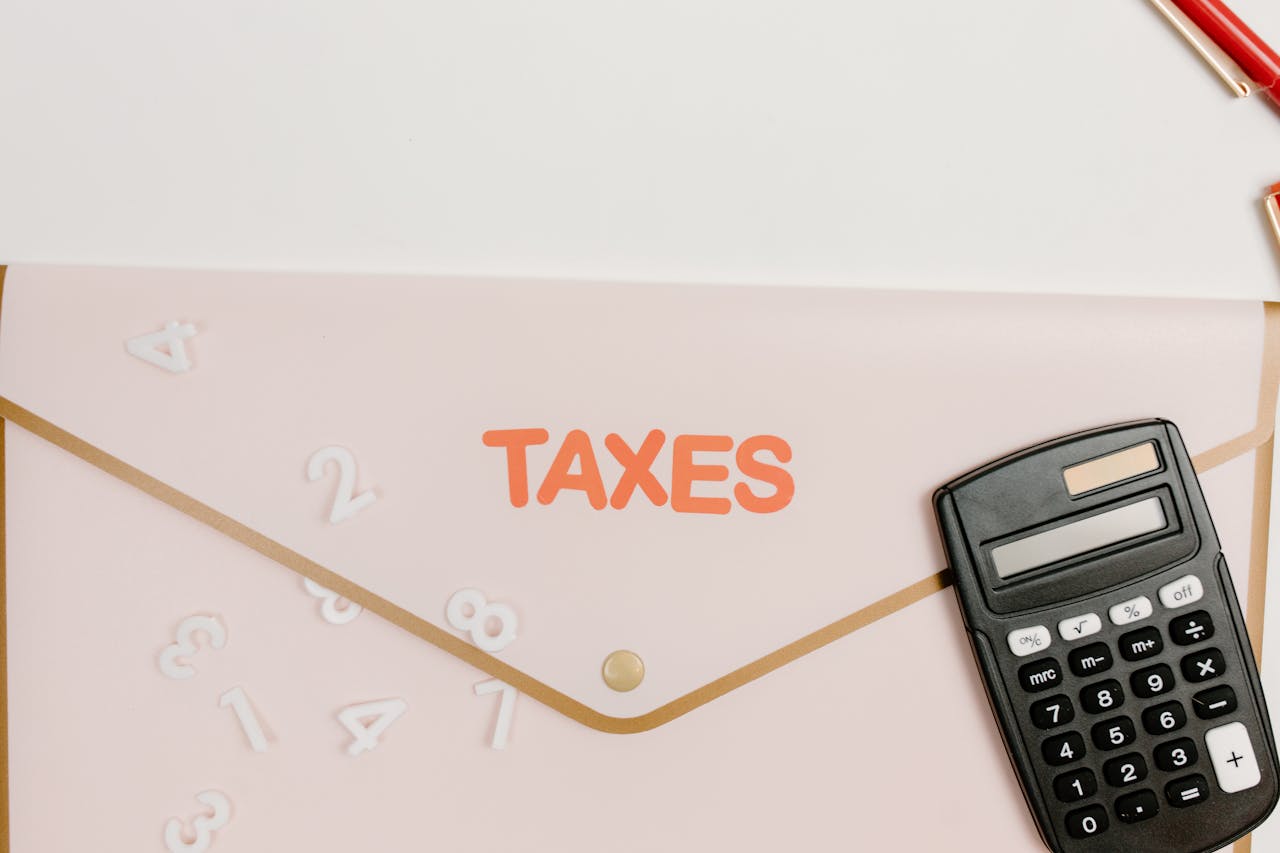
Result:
[338, 699, 407, 756]
[126, 321, 198, 373]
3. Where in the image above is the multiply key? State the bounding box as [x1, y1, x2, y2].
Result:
[1181, 648, 1226, 684]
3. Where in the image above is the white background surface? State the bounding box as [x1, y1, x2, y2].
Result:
[5, 0, 1280, 845]
[1, 0, 1279, 297]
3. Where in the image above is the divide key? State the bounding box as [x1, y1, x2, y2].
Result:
[1170, 611, 1214, 646]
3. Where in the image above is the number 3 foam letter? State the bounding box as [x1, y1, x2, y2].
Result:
[164, 790, 231, 853]
[158, 615, 227, 680]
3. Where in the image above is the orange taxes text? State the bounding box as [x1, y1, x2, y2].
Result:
[482, 429, 794, 514]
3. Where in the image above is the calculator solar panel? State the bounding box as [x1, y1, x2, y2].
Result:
[934, 420, 1279, 852]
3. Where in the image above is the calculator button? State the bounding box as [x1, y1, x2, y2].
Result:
[1030, 695, 1075, 730]
[1154, 738, 1199, 772]
[1115, 789, 1160, 824]
[1130, 664, 1176, 699]
[1092, 717, 1138, 751]
[1069, 643, 1114, 678]
[1103, 752, 1148, 787]
[1007, 625, 1052, 657]
[1166, 774, 1210, 808]
[1205, 722, 1262, 794]
[1109, 596, 1153, 626]
[1119, 626, 1164, 662]
[1143, 701, 1187, 735]
[1058, 613, 1102, 642]
[1018, 658, 1063, 693]
[1170, 610, 1214, 646]
[1044, 732, 1088, 766]
[1192, 685, 1238, 720]
[1180, 648, 1226, 684]
[1158, 574, 1204, 610]
[1054, 768, 1098, 803]
[1081, 680, 1125, 714]
[1064, 805, 1109, 840]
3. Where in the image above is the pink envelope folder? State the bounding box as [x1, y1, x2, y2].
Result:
[0, 264, 1275, 851]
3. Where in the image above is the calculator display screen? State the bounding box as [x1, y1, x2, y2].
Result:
[990, 496, 1167, 579]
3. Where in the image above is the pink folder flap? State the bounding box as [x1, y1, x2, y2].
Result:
[0, 265, 1269, 725]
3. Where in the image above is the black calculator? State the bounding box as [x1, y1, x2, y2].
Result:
[934, 420, 1279, 852]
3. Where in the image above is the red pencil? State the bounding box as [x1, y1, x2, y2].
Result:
[1169, 0, 1280, 105]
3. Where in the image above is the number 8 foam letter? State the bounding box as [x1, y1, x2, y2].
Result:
[446, 588, 518, 652]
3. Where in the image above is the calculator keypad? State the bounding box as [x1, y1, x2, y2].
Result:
[1009, 576, 1267, 846]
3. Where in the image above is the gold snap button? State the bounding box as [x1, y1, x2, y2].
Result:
[602, 650, 645, 692]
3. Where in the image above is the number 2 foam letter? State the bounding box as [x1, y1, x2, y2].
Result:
[308, 445, 378, 524]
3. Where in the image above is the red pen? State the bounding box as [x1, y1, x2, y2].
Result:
[1150, 0, 1280, 106]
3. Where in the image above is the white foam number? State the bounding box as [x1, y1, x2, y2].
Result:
[158, 615, 227, 680]
[475, 679, 518, 750]
[126, 320, 198, 373]
[219, 687, 270, 753]
[307, 445, 378, 524]
[302, 577, 362, 624]
[164, 790, 231, 853]
[338, 699, 407, 756]
[446, 588, 518, 652]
